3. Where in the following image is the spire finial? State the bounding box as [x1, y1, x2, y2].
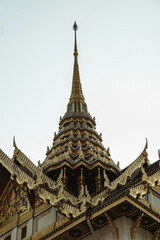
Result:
[73, 21, 78, 56]
[66, 22, 88, 114]
[73, 21, 78, 31]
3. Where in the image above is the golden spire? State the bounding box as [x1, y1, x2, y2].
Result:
[68, 22, 87, 113]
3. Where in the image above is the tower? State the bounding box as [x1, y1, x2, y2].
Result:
[0, 23, 160, 240]
[41, 22, 120, 199]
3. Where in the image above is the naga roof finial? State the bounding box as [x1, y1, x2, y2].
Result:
[13, 136, 19, 157]
[13, 136, 17, 149]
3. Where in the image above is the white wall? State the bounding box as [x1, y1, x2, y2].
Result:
[34, 207, 57, 233]
[0, 207, 57, 240]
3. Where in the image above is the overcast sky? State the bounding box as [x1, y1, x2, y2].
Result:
[0, 0, 160, 169]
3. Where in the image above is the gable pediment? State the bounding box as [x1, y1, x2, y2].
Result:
[0, 180, 29, 225]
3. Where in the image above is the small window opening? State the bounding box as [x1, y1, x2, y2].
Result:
[21, 226, 27, 239]
[4, 235, 11, 240]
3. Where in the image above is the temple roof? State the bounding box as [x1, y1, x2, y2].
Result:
[1, 24, 160, 226]
[0, 139, 154, 222]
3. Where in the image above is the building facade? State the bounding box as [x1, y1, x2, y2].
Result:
[0, 23, 160, 240]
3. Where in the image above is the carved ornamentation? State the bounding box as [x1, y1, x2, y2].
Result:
[130, 212, 144, 240]
[0, 184, 29, 224]
[57, 184, 93, 218]
[91, 189, 108, 206]
[60, 202, 81, 218]
[129, 183, 148, 199]
[153, 228, 160, 240]
[130, 167, 160, 203]
[103, 170, 111, 188]
[149, 170, 160, 187]
[110, 147, 148, 190]
[105, 213, 119, 240]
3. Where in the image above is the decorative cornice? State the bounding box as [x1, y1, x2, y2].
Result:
[129, 183, 147, 199]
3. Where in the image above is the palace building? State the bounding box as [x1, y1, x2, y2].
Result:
[0, 23, 160, 240]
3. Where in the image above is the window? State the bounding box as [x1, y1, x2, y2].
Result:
[21, 226, 27, 239]
[4, 235, 11, 240]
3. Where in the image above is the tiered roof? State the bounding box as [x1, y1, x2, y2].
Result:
[42, 22, 119, 176]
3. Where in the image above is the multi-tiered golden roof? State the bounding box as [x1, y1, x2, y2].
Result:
[41, 22, 120, 195]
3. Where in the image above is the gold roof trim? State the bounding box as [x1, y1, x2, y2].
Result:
[0, 149, 12, 172]
[130, 183, 147, 199]
[13, 140, 62, 189]
[109, 141, 149, 190]
[0, 148, 59, 191]
[43, 159, 119, 173]
[127, 197, 160, 221]
[130, 168, 160, 199]
[91, 189, 108, 206]
[148, 169, 160, 186]
[0, 150, 35, 188]
[13, 137, 37, 174]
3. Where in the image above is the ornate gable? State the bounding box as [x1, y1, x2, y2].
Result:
[0, 181, 29, 225]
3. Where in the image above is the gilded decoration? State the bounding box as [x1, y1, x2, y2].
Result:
[153, 228, 160, 240]
[130, 212, 144, 240]
[130, 166, 160, 201]
[105, 213, 119, 240]
[91, 189, 108, 206]
[130, 183, 148, 199]
[0, 138, 151, 220]
[0, 183, 29, 225]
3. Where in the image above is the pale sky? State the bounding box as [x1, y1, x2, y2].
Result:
[0, 0, 160, 169]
